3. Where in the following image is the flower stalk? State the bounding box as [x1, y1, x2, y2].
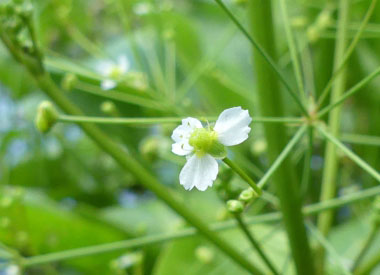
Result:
[249, 1, 315, 274]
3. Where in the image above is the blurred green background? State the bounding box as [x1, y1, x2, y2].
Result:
[1, 0, 380, 274]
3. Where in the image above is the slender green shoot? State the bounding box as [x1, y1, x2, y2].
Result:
[57, 115, 215, 126]
[318, 0, 378, 106]
[279, 0, 305, 101]
[19, 183, 380, 268]
[57, 115, 302, 126]
[317, 125, 380, 183]
[340, 133, 380, 147]
[257, 125, 307, 188]
[214, 0, 309, 116]
[234, 214, 279, 274]
[301, 126, 314, 197]
[318, 66, 380, 117]
[223, 157, 262, 196]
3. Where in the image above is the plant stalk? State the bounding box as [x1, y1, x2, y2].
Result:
[249, 1, 315, 274]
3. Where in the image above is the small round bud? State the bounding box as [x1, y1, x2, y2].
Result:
[251, 139, 267, 156]
[140, 136, 160, 162]
[239, 188, 259, 203]
[61, 73, 77, 91]
[100, 101, 119, 116]
[316, 10, 332, 29]
[226, 200, 244, 214]
[195, 246, 214, 264]
[35, 101, 58, 133]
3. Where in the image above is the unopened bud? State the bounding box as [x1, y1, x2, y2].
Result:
[195, 246, 214, 263]
[35, 101, 58, 133]
[100, 101, 119, 116]
[226, 200, 244, 214]
[239, 188, 258, 203]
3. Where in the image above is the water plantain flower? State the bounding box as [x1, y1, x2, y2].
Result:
[98, 55, 130, 90]
[171, 107, 252, 191]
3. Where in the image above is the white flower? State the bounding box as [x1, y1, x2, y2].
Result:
[171, 107, 252, 191]
[98, 55, 130, 90]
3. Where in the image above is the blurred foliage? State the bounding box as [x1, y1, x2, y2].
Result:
[0, 0, 380, 274]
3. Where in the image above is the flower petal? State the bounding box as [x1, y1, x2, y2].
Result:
[101, 79, 117, 90]
[179, 154, 218, 191]
[172, 142, 193, 156]
[214, 107, 252, 146]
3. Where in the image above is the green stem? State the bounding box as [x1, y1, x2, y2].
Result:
[257, 125, 307, 189]
[317, 0, 378, 106]
[317, 125, 380, 183]
[318, 66, 380, 118]
[317, 0, 349, 269]
[355, 252, 380, 275]
[57, 115, 215, 126]
[352, 224, 380, 271]
[340, 133, 380, 147]
[249, 1, 314, 274]
[74, 81, 168, 111]
[278, 0, 305, 101]
[57, 115, 302, 125]
[234, 214, 279, 274]
[223, 158, 262, 196]
[19, 184, 380, 268]
[214, 0, 309, 116]
[301, 126, 314, 198]
[306, 222, 351, 275]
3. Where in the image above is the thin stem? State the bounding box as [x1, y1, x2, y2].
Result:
[16, 182, 380, 269]
[317, 125, 380, 183]
[317, 0, 350, 268]
[306, 222, 351, 275]
[57, 114, 303, 125]
[234, 214, 279, 274]
[257, 125, 307, 188]
[57, 115, 215, 126]
[301, 126, 314, 198]
[355, 252, 380, 275]
[278, 0, 305, 101]
[318, 66, 380, 117]
[214, 0, 309, 116]
[20, 184, 380, 268]
[317, 0, 378, 106]
[340, 133, 380, 147]
[74, 81, 168, 111]
[223, 158, 262, 196]
[352, 224, 380, 271]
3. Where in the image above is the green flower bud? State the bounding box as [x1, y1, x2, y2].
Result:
[189, 128, 227, 159]
[35, 101, 58, 133]
[195, 246, 214, 264]
[226, 200, 244, 214]
[239, 188, 259, 203]
[100, 101, 119, 117]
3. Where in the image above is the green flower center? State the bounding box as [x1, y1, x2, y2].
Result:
[189, 128, 226, 158]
